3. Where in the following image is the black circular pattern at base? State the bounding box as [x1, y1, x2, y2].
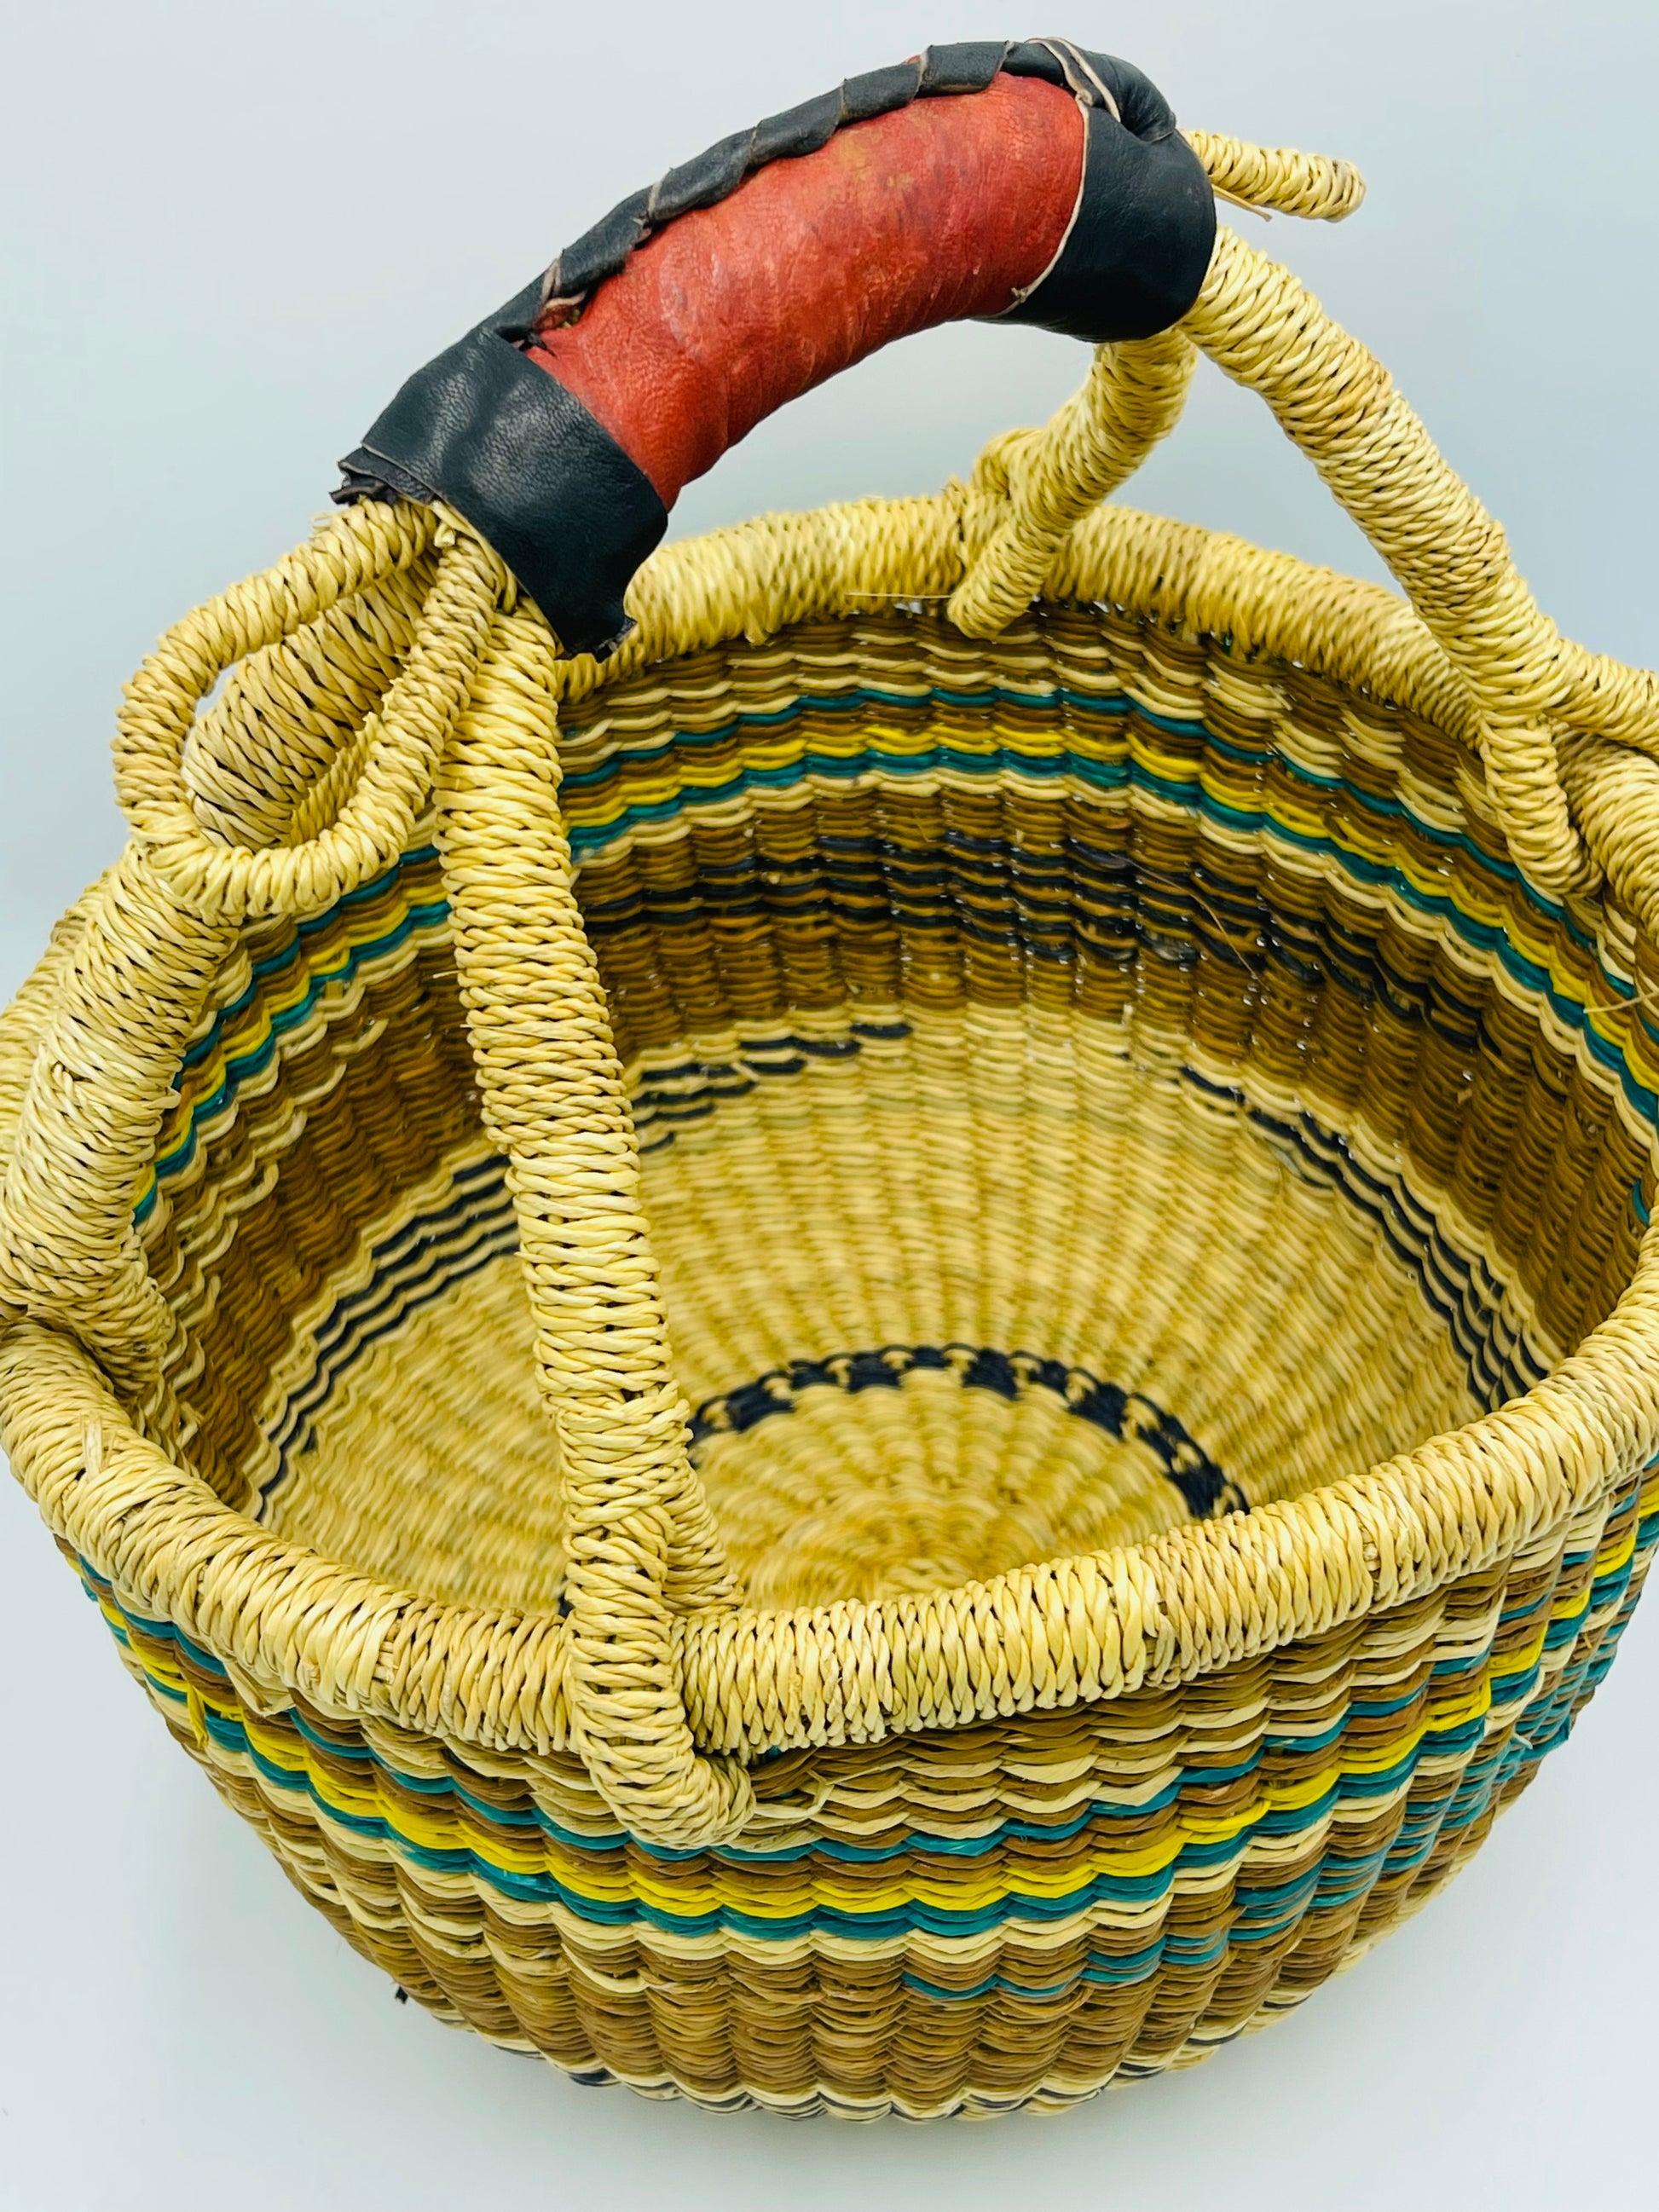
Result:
[689, 1343, 1246, 1522]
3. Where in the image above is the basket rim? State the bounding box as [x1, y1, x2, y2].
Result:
[561, 493, 1488, 749]
[3, 498, 1656, 1770]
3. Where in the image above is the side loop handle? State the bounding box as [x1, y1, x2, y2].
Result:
[1181, 224, 1623, 901]
[0, 506, 497, 1389]
[949, 326, 1198, 638]
[115, 502, 495, 924]
[941, 138, 1364, 642]
[951, 176, 1657, 908]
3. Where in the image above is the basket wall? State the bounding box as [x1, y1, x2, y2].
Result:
[19, 575, 1654, 2114]
[68, 1474, 1656, 2117]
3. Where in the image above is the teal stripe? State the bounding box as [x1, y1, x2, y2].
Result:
[80, 1511, 1650, 1920]
[137, 849, 448, 1221]
[140, 704, 1659, 1227]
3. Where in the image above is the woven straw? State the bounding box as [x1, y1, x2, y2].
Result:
[5, 132, 1659, 2119]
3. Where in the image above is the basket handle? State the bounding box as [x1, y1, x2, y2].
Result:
[336, 40, 1220, 661]
[13, 51, 1650, 1853]
[339, 45, 1380, 1850]
[956, 222, 1659, 898]
[338, 16, 1648, 903]
[432, 602, 760, 1846]
[1172, 223, 1640, 899]
[431, 116, 1656, 1848]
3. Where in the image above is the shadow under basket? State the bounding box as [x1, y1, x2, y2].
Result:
[5, 220, 1659, 2117]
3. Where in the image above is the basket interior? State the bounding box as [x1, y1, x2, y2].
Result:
[135, 592, 1654, 1614]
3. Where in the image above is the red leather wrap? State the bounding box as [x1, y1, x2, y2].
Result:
[528, 72, 1084, 505]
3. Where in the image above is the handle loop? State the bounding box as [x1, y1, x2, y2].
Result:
[1182, 223, 1659, 902]
[115, 502, 495, 925]
[0, 505, 497, 1392]
[949, 326, 1197, 638]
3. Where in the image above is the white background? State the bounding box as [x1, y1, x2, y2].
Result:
[3, 3, 1656, 2206]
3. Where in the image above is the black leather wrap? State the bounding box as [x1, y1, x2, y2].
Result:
[338, 279, 667, 660]
[1003, 59, 1217, 344]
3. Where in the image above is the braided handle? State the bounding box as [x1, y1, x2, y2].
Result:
[1182, 223, 1659, 896]
[0, 503, 492, 1394]
[433, 604, 753, 1845]
[943, 132, 1360, 638]
[963, 144, 1659, 898]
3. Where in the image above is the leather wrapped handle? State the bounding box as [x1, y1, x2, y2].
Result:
[338, 38, 1216, 659]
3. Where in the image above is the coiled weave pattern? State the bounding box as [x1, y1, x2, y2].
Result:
[3, 139, 1659, 2117]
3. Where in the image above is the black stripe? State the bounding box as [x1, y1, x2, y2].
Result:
[253, 1048, 1552, 1517]
[688, 1341, 1245, 1522]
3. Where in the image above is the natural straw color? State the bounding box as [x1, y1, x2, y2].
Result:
[1184, 130, 1367, 222]
[436, 606, 752, 1845]
[947, 326, 1198, 638]
[3, 135, 1658, 2117]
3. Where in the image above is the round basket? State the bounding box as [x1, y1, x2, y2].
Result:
[5, 43, 1659, 2121]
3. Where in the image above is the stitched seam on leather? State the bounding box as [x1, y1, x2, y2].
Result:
[534, 42, 1123, 321]
[1002, 94, 1092, 313]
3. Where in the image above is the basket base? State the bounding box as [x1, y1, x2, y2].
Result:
[262, 1010, 1485, 1613]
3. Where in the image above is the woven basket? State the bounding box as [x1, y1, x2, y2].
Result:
[5, 59, 1659, 2121]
